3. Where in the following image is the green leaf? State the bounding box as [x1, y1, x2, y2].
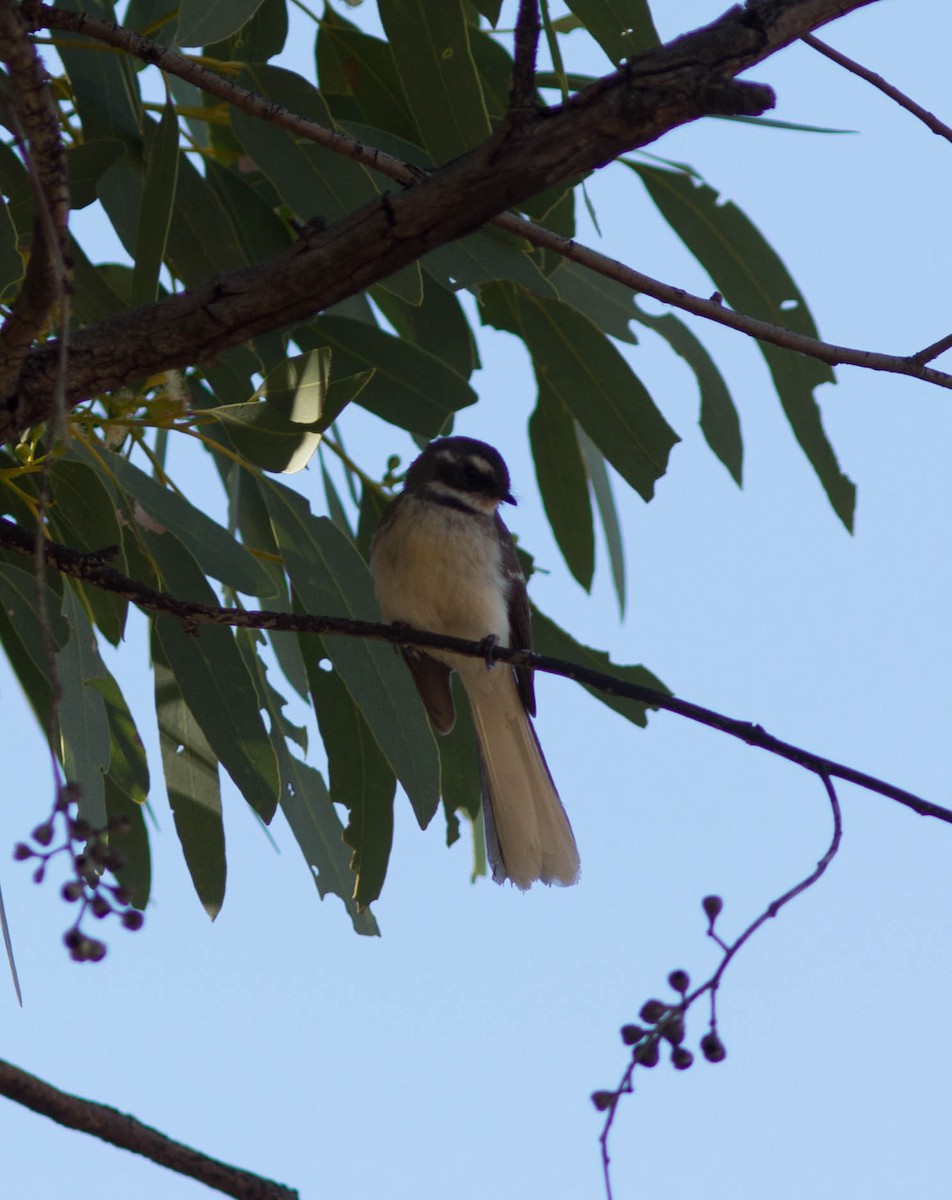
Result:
[279, 751, 380, 936]
[97, 156, 143, 258]
[57, 587, 110, 826]
[0, 562, 70, 670]
[199, 349, 330, 475]
[425, 226, 556, 300]
[104, 779, 152, 910]
[531, 605, 668, 727]
[577, 428, 627, 615]
[131, 99, 180, 307]
[232, 65, 378, 223]
[264, 481, 441, 827]
[102, 448, 275, 597]
[230, 470, 311, 699]
[469, 0, 503, 25]
[549, 258, 637, 343]
[371, 274, 479, 380]
[306, 652, 396, 909]
[48, 457, 127, 645]
[69, 234, 127, 322]
[302, 314, 477, 435]
[145, 531, 280, 823]
[494, 288, 679, 502]
[204, 0, 287, 60]
[96, 665, 150, 806]
[565, 0, 660, 63]
[631, 163, 854, 528]
[379, 0, 491, 164]
[632, 303, 742, 485]
[53, 1, 142, 145]
[165, 150, 248, 284]
[177, 0, 266, 47]
[204, 160, 292, 265]
[66, 139, 125, 211]
[321, 461, 353, 539]
[316, 11, 423, 147]
[529, 382, 595, 590]
[153, 653, 225, 919]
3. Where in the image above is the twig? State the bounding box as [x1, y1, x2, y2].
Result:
[32, 3, 952, 398]
[0, 516, 945, 829]
[596, 774, 842, 1200]
[490, 212, 952, 388]
[0, 1058, 297, 1200]
[911, 330, 952, 366]
[803, 33, 952, 145]
[510, 0, 542, 115]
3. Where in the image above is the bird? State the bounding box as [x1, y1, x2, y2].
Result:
[370, 436, 580, 890]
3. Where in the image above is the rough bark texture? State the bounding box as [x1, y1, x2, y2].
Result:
[0, 0, 876, 444]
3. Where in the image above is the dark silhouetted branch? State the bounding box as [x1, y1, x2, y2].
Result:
[804, 32, 952, 144]
[0, 1057, 298, 1200]
[0, 515, 944, 828]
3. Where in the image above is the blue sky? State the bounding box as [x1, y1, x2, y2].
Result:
[2, 3, 951, 1198]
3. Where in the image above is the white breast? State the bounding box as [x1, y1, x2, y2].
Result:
[371, 494, 510, 651]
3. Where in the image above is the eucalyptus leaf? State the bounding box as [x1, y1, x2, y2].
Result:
[153, 653, 225, 919]
[264, 481, 441, 827]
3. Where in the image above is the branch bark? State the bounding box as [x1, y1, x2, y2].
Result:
[0, 0, 69, 403]
[0, 1057, 298, 1200]
[2, 0, 877, 444]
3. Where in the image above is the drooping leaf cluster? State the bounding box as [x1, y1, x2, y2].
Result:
[0, 0, 852, 930]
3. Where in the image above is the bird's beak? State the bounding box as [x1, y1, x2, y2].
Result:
[503, 490, 516, 505]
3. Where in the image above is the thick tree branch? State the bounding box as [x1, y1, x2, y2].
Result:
[2, 0, 876, 444]
[34, 1, 949, 405]
[803, 32, 952, 144]
[0, 515, 944, 828]
[0, 1058, 297, 1200]
[0, 0, 69, 403]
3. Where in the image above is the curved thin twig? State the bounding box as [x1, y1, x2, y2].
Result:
[0, 515, 945, 828]
[0, 1058, 297, 1200]
[596, 773, 843, 1200]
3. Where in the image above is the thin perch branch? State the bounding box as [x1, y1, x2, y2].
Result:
[803, 33, 952, 145]
[0, 1057, 298, 1200]
[0, 516, 945, 829]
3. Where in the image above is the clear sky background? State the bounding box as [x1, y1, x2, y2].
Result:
[2, 3, 951, 1198]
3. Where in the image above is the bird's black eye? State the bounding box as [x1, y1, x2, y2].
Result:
[463, 463, 482, 483]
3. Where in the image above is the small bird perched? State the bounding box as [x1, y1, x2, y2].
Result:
[370, 436, 580, 890]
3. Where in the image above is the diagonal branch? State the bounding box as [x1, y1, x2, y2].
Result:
[0, 515, 945, 829]
[31, 1, 950, 408]
[803, 32, 952, 144]
[0, 1057, 297, 1200]
[0, 0, 70, 403]
[3, 0, 878, 444]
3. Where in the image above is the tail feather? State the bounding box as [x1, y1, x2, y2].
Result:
[464, 667, 579, 890]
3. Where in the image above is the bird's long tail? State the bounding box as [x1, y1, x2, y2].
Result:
[464, 667, 580, 890]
